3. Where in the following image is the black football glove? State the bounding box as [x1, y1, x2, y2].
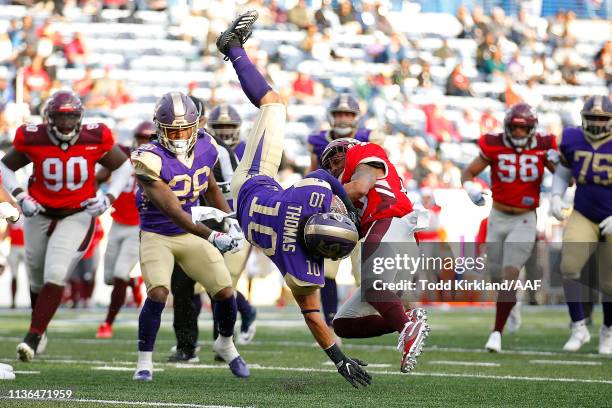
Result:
[336, 356, 372, 389]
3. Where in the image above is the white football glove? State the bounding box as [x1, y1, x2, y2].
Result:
[599, 215, 612, 236]
[81, 192, 112, 217]
[551, 194, 571, 221]
[546, 149, 560, 165]
[464, 181, 486, 206]
[208, 231, 240, 254]
[15, 192, 44, 217]
[0, 202, 20, 222]
[224, 217, 245, 251]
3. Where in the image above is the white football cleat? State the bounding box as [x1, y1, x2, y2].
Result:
[599, 325, 612, 355]
[563, 320, 591, 352]
[506, 303, 522, 333]
[485, 331, 502, 352]
[398, 312, 430, 373]
[0, 370, 15, 380]
[16, 342, 35, 362]
[0, 363, 14, 372]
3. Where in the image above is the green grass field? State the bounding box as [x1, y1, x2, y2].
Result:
[0, 306, 610, 407]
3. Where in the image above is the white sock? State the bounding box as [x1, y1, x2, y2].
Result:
[137, 351, 153, 371]
[214, 335, 239, 362]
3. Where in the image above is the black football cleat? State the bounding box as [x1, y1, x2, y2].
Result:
[216, 10, 259, 60]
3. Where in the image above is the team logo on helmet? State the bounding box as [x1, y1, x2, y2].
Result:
[153, 92, 199, 156]
[503, 103, 538, 151]
[303, 212, 359, 260]
[581, 95, 611, 141]
[209, 104, 242, 146]
[45, 90, 84, 143]
[328, 93, 360, 137]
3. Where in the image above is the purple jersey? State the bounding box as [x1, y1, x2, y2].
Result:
[237, 175, 333, 285]
[307, 128, 372, 166]
[234, 141, 246, 161]
[560, 127, 612, 223]
[135, 133, 218, 235]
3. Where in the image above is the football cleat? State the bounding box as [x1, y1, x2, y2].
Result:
[485, 331, 502, 353]
[17, 332, 41, 362]
[36, 331, 47, 355]
[0, 370, 15, 380]
[598, 325, 612, 355]
[406, 307, 428, 323]
[216, 10, 259, 59]
[167, 349, 200, 364]
[228, 356, 250, 378]
[506, 303, 522, 333]
[132, 369, 152, 381]
[237, 308, 257, 345]
[0, 363, 14, 372]
[96, 322, 113, 339]
[398, 315, 430, 373]
[563, 320, 591, 352]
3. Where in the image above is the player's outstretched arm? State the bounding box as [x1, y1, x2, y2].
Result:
[136, 175, 214, 240]
[343, 164, 381, 202]
[294, 291, 372, 389]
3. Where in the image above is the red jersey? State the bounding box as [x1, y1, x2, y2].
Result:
[111, 145, 139, 226]
[13, 123, 114, 210]
[341, 143, 413, 234]
[478, 133, 556, 209]
[8, 219, 24, 247]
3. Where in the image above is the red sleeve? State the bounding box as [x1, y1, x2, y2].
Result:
[100, 124, 115, 153]
[477, 135, 492, 161]
[12, 126, 27, 153]
[343, 143, 388, 183]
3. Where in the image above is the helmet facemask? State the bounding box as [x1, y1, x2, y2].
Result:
[582, 112, 611, 141]
[211, 124, 241, 146]
[48, 112, 83, 142]
[156, 121, 199, 156]
[329, 110, 358, 137]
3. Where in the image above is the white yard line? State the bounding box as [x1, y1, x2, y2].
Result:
[0, 397, 245, 408]
[428, 360, 500, 367]
[529, 360, 602, 366]
[12, 370, 40, 374]
[93, 366, 164, 372]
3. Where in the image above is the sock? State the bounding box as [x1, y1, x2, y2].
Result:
[29, 289, 38, 309]
[333, 316, 395, 338]
[137, 298, 165, 352]
[228, 47, 272, 107]
[70, 280, 82, 306]
[603, 302, 612, 327]
[583, 302, 593, 320]
[320, 278, 338, 326]
[213, 295, 237, 338]
[563, 279, 586, 322]
[236, 291, 253, 317]
[137, 351, 153, 371]
[105, 278, 128, 325]
[30, 283, 64, 335]
[494, 290, 517, 333]
[365, 289, 408, 333]
[11, 278, 17, 306]
[215, 334, 239, 361]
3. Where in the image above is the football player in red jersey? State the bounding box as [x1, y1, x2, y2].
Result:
[461, 103, 558, 352]
[95, 121, 154, 338]
[0, 90, 132, 361]
[321, 138, 431, 373]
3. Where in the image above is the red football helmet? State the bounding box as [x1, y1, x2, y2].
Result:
[133, 120, 156, 147]
[504, 103, 538, 150]
[45, 90, 84, 142]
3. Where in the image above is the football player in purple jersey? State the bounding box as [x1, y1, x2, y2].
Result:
[217, 10, 371, 388]
[131, 91, 249, 381]
[552, 95, 612, 355]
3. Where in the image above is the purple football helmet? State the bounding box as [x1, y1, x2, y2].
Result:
[303, 212, 359, 260]
[209, 104, 242, 146]
[327, 93, 360, 137]
[153, 92, 199, 156]
[581, 95, 611, 141]
[45, 90, 84, 142]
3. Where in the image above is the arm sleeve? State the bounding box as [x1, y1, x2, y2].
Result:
[552, 164, 572, 197]
[106, 160, 133, 199]
[477, 135, 492, 161]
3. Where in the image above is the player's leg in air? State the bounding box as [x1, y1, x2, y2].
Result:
[97, 221, 139, 338]
[332, 218, 430, 373]
[219, 11, 371, 388]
